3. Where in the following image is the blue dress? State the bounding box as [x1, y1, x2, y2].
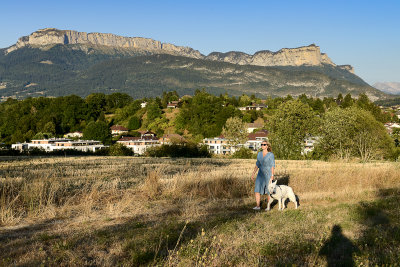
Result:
[254, 152, 275, 195]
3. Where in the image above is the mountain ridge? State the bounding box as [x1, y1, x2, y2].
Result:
[5, 28, 352, 72]
[374, 82, 400, 95]
[0, 28, 387, 101]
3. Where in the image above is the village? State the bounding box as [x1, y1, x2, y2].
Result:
[10, 99, 400, 157]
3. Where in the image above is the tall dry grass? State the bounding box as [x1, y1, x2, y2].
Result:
[1, 157, 400, 226]
[0, 157, 399, 265]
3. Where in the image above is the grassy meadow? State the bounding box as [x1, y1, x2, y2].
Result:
[0, 156, 400, 266]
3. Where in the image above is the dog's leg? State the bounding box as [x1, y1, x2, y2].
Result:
[278, 198, 282, 210]
[266, 197, 273, 211]
[282, 198, 287, 210]
[289, 192, 298, 209]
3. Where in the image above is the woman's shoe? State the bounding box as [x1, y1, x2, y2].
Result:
[253, 206, 260, 210]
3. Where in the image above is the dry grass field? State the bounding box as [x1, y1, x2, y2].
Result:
[0, 156, 400, 266]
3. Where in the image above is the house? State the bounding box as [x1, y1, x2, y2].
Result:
[202, 136, 233, 155]
[110, 125, 129, 136]
[159, 133, 186, 144]
[29, 138, 73, 152]
[52, 140, 106, 152]
[246, 122, 264, 133]
[138, 130, 157, 138]
[238, 104, 267, 111]
[141, 102, 147, 108]
[117, 133, 160, 155]
[245, 130, 269, 151]
[11, 143, 29, 152]
[302, 136, 320, 155]
[384, 122, 400, 134]
[167, 101, 179, 109]
[11, 138, 107, 152]
[63, 131, 83, 138]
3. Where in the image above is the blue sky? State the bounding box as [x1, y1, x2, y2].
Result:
[1, 0, 399, 84]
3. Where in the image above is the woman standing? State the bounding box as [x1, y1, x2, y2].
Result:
[250, 141, 275, 210]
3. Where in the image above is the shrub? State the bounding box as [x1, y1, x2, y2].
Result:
[231, 147, 255, 159]
[108, 143, 134, 156]
[146, 143, 211, 158]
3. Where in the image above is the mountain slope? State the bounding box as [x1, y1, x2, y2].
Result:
[374, 82, 400, 95]
[0, 28, 388, 100]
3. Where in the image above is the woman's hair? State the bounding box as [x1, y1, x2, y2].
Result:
[262, 141, 272, 152]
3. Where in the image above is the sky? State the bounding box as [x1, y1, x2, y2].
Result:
[0, 0, 399, 85]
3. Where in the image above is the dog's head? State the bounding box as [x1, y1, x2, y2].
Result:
[268, 180, 277, 194]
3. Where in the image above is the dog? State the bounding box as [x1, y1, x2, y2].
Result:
[266, 180, 298, 211]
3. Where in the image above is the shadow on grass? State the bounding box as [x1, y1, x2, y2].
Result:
[352, 187, 400, 265]
[0, 203, 254, 266]
[319, 225, 359, 267]
[0, 219, 60, 265]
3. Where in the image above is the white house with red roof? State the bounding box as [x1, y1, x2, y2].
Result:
[246, 122, 264, 133]
[117, 131, 160, 155]
[110, 125, 129, 136]
[245, 130, 269, 151]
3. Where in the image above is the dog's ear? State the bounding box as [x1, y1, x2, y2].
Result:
[273, 180, 277, 185]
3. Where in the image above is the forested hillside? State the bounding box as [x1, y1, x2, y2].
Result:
[0, 45, 386, 100]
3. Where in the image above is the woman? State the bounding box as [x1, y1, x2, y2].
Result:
[250, 141, 275, 210]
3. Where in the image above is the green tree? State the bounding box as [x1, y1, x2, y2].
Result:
[239, 94, 251, 107]
[146, 99, 162, 122]
[176, 90, 238, 138]
[222, 117, 248, 148]
[86, 93, 107, 120]
[83, 121, 111, 145]
[43, 121, 56, 134]
[108, 143, 134, 156]
[128, 116, 141, 130]
[319, 107, 393, 161]
[269, 100, 318, 159]
[392, 128, 400, 147]
[341, 93, 354, 108]
[105, 93, 132, 113]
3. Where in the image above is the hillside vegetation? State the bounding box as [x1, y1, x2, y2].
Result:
[0, 45, 385, 100]
[0, 157, 399, 265]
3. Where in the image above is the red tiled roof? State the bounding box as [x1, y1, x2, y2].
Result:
[118, 136, 140, 141]
[110, 125, 128, 131]
[247, 131, 269, 140]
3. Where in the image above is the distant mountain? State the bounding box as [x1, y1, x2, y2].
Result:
[0, 28, 388, 100]
[373, 82, 400, 95]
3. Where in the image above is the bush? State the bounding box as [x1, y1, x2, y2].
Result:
[146, 143, 211, 158]
[231, 147, 255, 159]
[108, 143, 134, 156]
[128, 116, 141, 130]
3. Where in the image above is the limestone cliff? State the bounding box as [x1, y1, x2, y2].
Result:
[6, 28, 203, 59]
[5, 28, 352, 71]
[206, 44, 336, 67]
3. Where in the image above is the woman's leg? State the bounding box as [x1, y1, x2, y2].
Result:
[255, 192, 261, 207]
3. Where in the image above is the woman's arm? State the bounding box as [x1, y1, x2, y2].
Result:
[270, 166, 275, 182]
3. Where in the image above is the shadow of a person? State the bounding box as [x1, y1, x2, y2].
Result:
[319, 225, 359, 267]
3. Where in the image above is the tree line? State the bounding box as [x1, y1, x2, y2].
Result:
[0, 90, 398, 161]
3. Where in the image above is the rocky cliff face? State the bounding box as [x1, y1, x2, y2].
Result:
[6, 28, 203, 59]
[5, 28, 352, 71]
[206, 44, 335, 67]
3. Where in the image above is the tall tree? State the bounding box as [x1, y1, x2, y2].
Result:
[222, 117, 248, 148]
[83, 121, 111, 145]
[319, 106, 393, 161]
[269, 100, 318, 159]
